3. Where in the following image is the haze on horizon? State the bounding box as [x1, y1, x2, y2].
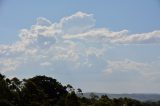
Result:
[0, 0, 160, 94]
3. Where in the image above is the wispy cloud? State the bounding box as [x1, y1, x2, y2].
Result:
[104, 59, 160, 81]
[64, 28, 160, 44]
[0, 59, 20, 73]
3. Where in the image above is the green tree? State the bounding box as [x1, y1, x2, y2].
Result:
[77, 88, 83, 98]
[93, 95, 112, 106]
[65, 92, 80, 106]
[21, 75, 68, 106]
[0, 74, 14, 105]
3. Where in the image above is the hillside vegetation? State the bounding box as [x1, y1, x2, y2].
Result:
[0, 73, 160, 106]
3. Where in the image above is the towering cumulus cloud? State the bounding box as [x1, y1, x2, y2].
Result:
[0, 12, 160, 86]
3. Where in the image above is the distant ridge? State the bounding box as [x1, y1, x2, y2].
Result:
[83, 93, 160, 102]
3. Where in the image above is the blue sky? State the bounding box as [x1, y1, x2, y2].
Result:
[0, 0, 160, 93]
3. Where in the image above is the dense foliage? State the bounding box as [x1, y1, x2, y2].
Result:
[0, 73, 160, 106]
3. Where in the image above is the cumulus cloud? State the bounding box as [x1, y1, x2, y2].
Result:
[0, 12, 104, 72]
[0, 11, 160, 74]
[60, 11, 95, 34]
[36, 17, 52, 26]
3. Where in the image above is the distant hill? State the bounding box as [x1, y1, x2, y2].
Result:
[83, 93, 160, 102]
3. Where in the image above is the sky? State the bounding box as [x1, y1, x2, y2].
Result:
[0, 0, 160, 93]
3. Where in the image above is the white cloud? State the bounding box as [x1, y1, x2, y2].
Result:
[104, 59, 148, 73]
[114, 30, 160, 44]
[63, 28, 128, 41]
[40, 61, 51, 66]
[36, 17, 52, 26]
[59, 11, 95, 34]
[0, 59, 20, 73]
[104, 59, 160, 81]
[85, 47, 106, 57]
[0, 11, 160, 74]
[64, 28, 160, 44]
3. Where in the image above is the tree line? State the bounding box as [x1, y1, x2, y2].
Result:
[0, 73, 160, 106]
